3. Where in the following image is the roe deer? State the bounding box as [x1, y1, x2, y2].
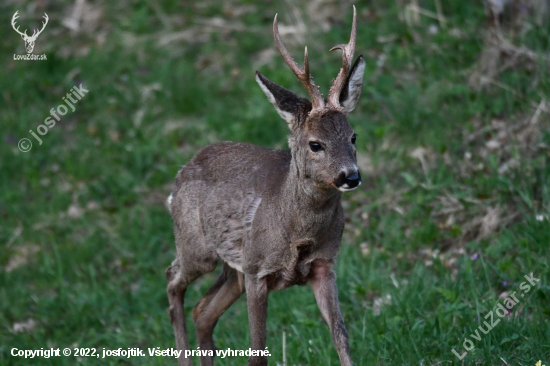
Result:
[166, 6, 365, 366]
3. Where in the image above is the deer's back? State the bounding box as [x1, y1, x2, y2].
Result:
[175, 142, 290, 191]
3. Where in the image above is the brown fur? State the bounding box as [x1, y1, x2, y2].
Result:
[166, 9, 366, 366]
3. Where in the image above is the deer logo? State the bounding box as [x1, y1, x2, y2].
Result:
[11, 11, 49, 54]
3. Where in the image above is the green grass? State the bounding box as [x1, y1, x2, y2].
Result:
[1, 0, 549, 365]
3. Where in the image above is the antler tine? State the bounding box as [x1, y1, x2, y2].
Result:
[33, 13, 49, 38]
[42, 14, 49, 28]
[273, 14, 325, 110]
[11, 10, 18, 24]
[304, 46, 309, 82]
[327, 5, 357, 109]
[11, 11, 29, 37]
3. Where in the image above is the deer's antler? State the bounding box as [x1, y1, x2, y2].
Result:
[273, 14, 325, 111]
[29, 13, 49, 40]
[11, 11, 29, 38]
[327, 6, 357, 109]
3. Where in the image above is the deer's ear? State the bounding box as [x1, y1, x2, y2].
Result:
[339, 55, 366, 114]
[255, 71, 312, 130]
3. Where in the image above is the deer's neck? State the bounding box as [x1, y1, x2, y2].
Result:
[275, 158, 342, 246]
[282, 157, 341, 214]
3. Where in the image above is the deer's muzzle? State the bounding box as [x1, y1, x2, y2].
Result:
[334, 171, 362, 191]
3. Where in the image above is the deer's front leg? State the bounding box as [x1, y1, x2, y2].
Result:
[245, 275, 269, 366]
[310, 260, 353, 366]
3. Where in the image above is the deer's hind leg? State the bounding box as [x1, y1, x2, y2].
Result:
[167, 179, 220, 365]
[166, 251, 218, 366]
[192, 264, 245, 366]
[166, 261, 191, 366]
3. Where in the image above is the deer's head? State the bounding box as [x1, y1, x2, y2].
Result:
[256, 7, 365, 192]
[11, 11, 49, 54]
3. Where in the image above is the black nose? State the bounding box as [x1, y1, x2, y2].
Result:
[344, 172, 361, 189]
[334, 171, 362, 190]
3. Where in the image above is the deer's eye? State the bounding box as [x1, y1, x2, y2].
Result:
[309, 141, 323, 152]
[351, 134, 357, 144]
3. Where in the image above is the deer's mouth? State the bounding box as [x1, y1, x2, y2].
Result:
[334, 171, 362, 192]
